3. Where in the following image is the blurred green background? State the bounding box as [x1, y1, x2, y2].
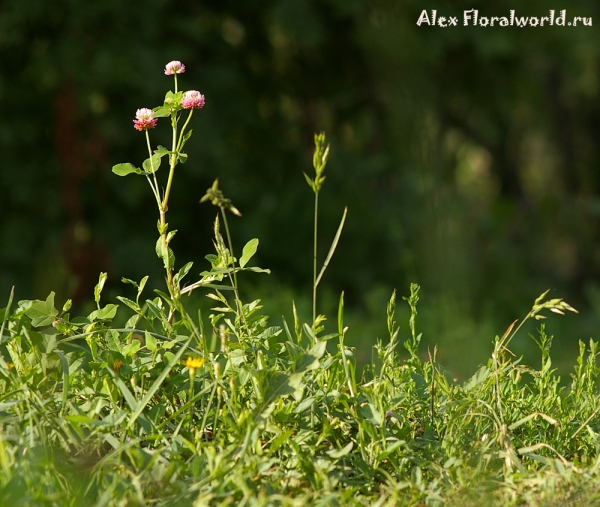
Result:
[2, 0, 599, 378]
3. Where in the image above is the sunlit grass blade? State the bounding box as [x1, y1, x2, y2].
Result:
[315, 206, 347, 287]
[107, 368, 138, 413]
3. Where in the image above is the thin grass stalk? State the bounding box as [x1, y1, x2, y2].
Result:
[312, 190, 319, 327]
[220, 208, 243, 320]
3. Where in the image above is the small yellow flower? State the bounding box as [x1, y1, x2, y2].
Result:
[184, 356, 205, 373]
[6, 362, 14, 370]
[113, 360, 123, 372]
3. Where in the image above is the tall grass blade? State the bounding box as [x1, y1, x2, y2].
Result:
[315, 207, 347, 287]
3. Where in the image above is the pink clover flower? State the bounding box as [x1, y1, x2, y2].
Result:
[181, 90, 206, 110]
[164, 61, 186, 75]
[133, 108, 158, 131]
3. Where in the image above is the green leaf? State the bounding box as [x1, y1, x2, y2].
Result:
[116, 296, 139, 313]
[155, 237, 175, 270]
[411, 372, 428, 399]
[70, 316, 91, 326]
[247, 267, 271, 274]
[146, 299, 168, 326]
[464, 366, 490, 391]
[180, 129, 193, 150]
[138, 276, 148, 301]
[239, 238, 259, 268]
[327, 442, 354, 459]
[112, 163, 141, 176]
[295, 340, 327, 373]
[152, 106, 171, 117]
[267, 429, 295, 455]
[94, 272, 107, 308]
[124, 313, 139, 330]
[154, 145, 170, 156]
[142, 153, 162, 174]
[88, 304, 118, 322]
[262, 371, 305, 404]
[65, 415, 99, 426]
[174, 262, 193, 287]
[25, 292, 59, 327]
[294, 396, 315, 414]
[145, 331, 157, 352]
[166, 230, 177, 245]
[121, 278, 139, 289]
[107, 368, 138, 413]
[122, 339, 141, 357]
[256, 326, 283, 340]
[105, 330, 122, 352]
[359, 403, 382, 426]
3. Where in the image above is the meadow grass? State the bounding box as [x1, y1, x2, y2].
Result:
[1, 63, 600, 506]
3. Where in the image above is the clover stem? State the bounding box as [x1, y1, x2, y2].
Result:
[145, 130, 161, 208]
[157, 115, 180, 298]
[163, 115, 178, 211]
[177, 109, 194, 152]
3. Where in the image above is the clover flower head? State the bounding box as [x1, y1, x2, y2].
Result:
[181, 90, 206, 110]
[133, 108, 158, 131]
[164, 60, 186, 75]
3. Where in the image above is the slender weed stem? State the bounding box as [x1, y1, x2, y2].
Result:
[312, 190, 319, 327]
[220, 208, 242, 317]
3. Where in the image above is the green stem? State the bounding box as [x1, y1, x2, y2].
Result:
[163, 116, 178, 211]
[212, 389, 221, 436]
[188, 371, 195, 426]
[176, 109, 194, 152]
[339, 330, 354, 397]
[145, 131, 161, 205]
[312, 190, 319, 327]
[220, 208, 243, 319]
[159, 210, 173, 295]
[159, 113, 179, 297]
[200, 380, 218, 439]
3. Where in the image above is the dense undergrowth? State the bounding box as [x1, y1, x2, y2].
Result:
[2, 62, 600, 507]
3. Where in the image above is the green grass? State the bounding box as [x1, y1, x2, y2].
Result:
[3, 68, 600, 506]
[2, 265, 600, 506]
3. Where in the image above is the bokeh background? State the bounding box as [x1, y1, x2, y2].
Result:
[2, 0, 600, 378]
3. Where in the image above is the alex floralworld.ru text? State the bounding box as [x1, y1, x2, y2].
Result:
[417, 10, 592, 27]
